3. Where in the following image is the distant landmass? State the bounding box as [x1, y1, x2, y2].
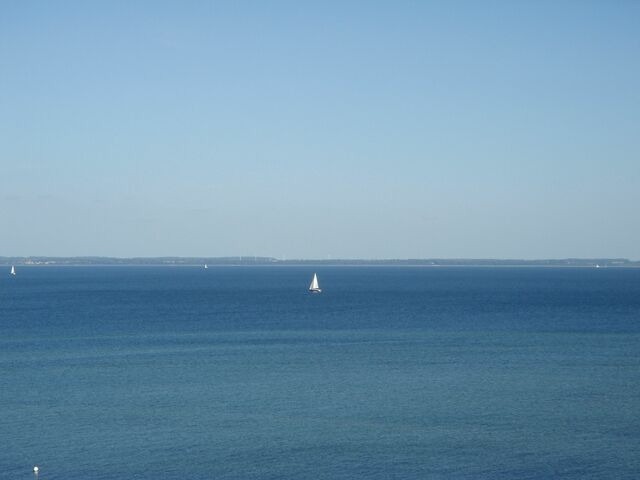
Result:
[0, 256, 638, 267]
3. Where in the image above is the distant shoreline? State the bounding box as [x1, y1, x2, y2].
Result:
[1, 257, 638, 267]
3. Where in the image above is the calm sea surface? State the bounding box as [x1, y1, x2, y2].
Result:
[1, 266, 639, 479]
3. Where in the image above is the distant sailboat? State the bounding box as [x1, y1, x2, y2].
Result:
[204, 264, 208, 269]
[10, 265, 16, 276]
[309, 273, 322, 293]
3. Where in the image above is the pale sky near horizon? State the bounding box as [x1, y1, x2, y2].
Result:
[1, 1, 639, 259]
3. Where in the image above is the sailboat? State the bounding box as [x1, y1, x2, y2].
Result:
[10, 265, 16, 276]
[309, 273, 322, 293]
[204, 264, 208, 269]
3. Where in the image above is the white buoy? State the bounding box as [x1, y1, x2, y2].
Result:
[33, 465, 39, 476]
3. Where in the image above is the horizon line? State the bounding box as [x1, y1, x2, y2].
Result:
[1, 255, 638, 265]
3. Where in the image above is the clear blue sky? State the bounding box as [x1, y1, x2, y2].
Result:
[1, 1, 638, 259]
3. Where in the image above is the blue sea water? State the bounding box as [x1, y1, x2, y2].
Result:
[1, 266, 639, 479]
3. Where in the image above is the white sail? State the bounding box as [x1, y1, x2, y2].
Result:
[10, 265, 16, 275]
[309, 273, 321, 292]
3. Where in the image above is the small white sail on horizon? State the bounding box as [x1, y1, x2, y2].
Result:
[204, 264, 208, 269]
[309, 273, 322, 293]
[10, 265, 16, 276]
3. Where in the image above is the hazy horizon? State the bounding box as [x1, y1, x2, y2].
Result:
[1, 254, 637, 263]
[2, 2, 639, 259]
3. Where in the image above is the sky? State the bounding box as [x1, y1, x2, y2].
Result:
[1, 1, 639, 259]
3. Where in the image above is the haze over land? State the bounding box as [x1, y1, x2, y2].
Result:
[1, 2, 638, 259]
[1, 256, 638, 268]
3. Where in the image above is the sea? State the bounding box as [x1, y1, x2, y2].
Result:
[1, 266, 639, 479]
